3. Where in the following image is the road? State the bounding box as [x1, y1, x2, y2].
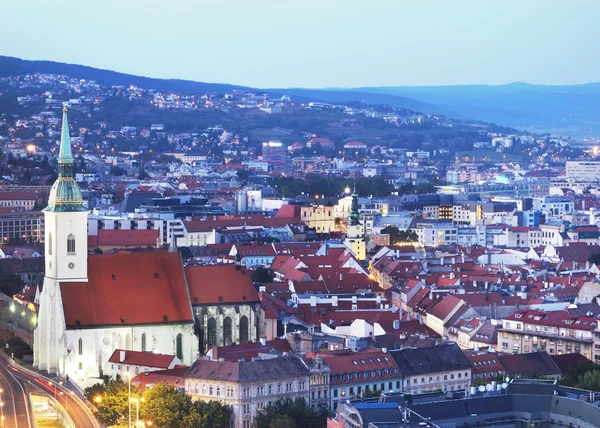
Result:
[0, 355, 32, 428]
[0, 354, 99, 428]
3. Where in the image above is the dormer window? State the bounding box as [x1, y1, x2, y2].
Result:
[67, 234, 76, 255]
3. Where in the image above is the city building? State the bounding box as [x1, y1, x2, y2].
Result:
[566, 160, 600, 182]
[389, 343, 472, 395]
[186, 356, 310, 428]
[498, 309, 598, 361]
[261, 141, 288, 174]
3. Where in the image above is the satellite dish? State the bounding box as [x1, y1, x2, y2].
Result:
[501, 383, 508, 389]
[485, 384, 493, 391]
[478, 385, 486, 393]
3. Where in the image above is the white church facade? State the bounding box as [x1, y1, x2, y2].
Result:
[34, 108, 198, 387]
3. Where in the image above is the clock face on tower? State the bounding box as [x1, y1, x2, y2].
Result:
[68, 262, 75, 269]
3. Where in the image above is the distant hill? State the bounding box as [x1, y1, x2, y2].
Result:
[261, 87, 445, 115]
[0, 56, 444, 116]
[347, 83, 600, 136]
[0, 56, 251, 94]
[2, 56, 597, 136]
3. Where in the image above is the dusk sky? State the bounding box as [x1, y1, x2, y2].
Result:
[1, 0, 599, 88]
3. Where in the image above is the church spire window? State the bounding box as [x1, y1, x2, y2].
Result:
[48, 232, 52, 255]
[67, 234, 76, 255]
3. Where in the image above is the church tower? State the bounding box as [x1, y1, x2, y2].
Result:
[34, 107, 89, 373]
[344, 185, 366, 260]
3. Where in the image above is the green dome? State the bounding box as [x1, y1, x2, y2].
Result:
[44, 178, 87, 212]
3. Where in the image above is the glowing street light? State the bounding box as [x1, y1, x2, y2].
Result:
[130, 398, 140, 427]
[0, 388, 4, 428]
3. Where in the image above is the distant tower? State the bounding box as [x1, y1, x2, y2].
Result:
[344, 185, 366, 260]
[34, 107, 89, 374]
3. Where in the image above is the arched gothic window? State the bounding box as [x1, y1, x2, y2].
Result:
[141, 333, 147, 352]
[176, 333, 183, 360]
[67, 234, 76, 255]
[223, 317, 232, 346]
[48, 232, 53, 255]
[239, 316, 249, 344]
[78, 338, 83, 355]
[207, 318, 217, 347]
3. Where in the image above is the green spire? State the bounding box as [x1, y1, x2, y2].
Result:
[44, 107, 87, 213]
[59, 106, 74, 165]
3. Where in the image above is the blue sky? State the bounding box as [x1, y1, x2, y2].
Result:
[1, 0, 599, 88]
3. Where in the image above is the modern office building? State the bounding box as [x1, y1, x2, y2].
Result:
[262, 141, 288, 174]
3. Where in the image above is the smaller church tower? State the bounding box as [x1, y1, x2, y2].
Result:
[344, 185, 366, 260]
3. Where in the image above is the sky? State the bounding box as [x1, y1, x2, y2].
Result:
[1, 0, 599, 88]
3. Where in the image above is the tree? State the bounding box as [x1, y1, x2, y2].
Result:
[183, 400, 231, 428]
[588, 253, 600, 266]
[138, 169, 150, 180]
[236, 169, 252, 182]
[362, 388, 382, 398]
[252, 267, 275, 284]
[254, 397, 327, 428]
[84, 380, 108, 403]
[140, 384, 194, 428]
[560, 362, 600, 391]
[380, 226, 418, 245]
[110, 165, 126, 176]
[0, 268, 25, 296]
[94, 376, 140, 427]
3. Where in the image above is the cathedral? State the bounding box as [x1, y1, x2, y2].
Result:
[33, 108, 199, 386]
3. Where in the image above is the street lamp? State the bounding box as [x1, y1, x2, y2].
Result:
[127, 373, 132, 428]
[94, 395, 103, 404]
[0, 388, 3, 428]
[130, 398, 140, 427]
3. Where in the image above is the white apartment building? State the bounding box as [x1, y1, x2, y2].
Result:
[566, 161, 600, 182]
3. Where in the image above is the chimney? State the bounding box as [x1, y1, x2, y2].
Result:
[382, 347, 387, 353]
[310, 295, 317, 307]
[119, 350, 126, 363]
[440, 256, 444, 265]
[259, 337, 266, 346]
[332, 296, 339, 307]
[393, 319, 400, 330]
[259, 285, 266, 293]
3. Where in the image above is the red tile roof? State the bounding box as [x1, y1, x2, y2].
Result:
[307, 349, 399, 384]
[108, 349, 180, 369]
[185, 265, 259, 305]
[426, 295, 464, 320]
[211, 339, 292, 362]
[503, 309, 598, 331]
[60, 252, 193, 328]
[0, 191, 36, 200]
[131, 366, 188, 389]
[90, 229, 159, 247]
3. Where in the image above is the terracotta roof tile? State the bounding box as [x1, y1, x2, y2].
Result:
[60, 252, 193, 328]
[185, 265, 259, 305]
[108, 349, 180, 369]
